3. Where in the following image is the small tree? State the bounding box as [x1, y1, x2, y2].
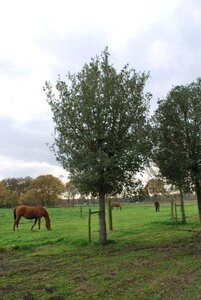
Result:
[44, 48, 151, 245]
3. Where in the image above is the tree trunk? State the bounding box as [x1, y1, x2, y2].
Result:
[98, 191, 108, 245]
[195, 177, 201, 222]
[179, 187, 186, 224]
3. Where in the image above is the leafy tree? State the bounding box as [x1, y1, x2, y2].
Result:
[152, 78, 201, 222]
[65, 181, 78, 206]
[145, 178, 166, 197]
[9, 191, 20, 208]
[0, 177, 33, 207]
[2, 177, 33, 197]
[22, 174, 65, 206]
[65, 181, 78, 198]
[0, 181, 10, 207]
[44, 48, 151, 245]
[20, 189, 40, 205]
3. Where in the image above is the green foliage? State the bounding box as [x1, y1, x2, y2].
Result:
[145, 178, 166, 196]
[152, 78, 201, 187]
[45, 48, 151, 196]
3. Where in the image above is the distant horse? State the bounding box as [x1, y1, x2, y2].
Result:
[111, 202, 122, 210]
[154, 201, 160, 212]
[13, 205, 51, 231]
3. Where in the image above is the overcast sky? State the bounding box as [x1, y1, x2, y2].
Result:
[0, 0, 201, 182]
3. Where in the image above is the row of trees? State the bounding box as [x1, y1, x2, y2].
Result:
[0, 175, 65, 207]
[0, 173, 168, 208]
[43, 48, 201, 245]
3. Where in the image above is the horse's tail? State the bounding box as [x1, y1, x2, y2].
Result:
[13, 207, 16, 220]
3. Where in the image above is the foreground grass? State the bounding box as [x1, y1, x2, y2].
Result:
[0, 203, 201, 299]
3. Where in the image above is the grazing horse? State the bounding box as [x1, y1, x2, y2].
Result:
[13, 205, 51, 231]
[111, 202, 122, 210]
[154, 201, 160, 212]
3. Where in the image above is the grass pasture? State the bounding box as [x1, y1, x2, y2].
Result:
[1, 202, 201, 299]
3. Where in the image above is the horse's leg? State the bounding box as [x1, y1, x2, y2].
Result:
[38, 218, 41, 229]
[31, 218, 38, 231]
[13, 216, 21, 231]
[13, 221, 15, 231]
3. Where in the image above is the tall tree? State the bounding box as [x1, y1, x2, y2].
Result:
[152, 78, 201, 222]
[44, 48, 151, 245]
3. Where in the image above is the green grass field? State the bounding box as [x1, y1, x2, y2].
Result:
[1, 203, 201, 300]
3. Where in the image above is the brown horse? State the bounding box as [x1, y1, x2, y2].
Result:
[111, 202, 122, 210]
[13, 205, 51, 231]
[154, 201, 160, 212]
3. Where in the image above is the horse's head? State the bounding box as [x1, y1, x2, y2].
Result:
[45, 219, 51, 230]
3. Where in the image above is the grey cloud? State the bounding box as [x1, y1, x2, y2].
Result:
[54, 20, 201, 113]
[0, 114, 57, 165]
[123, 2, 201, 111]
[37, 30, 108, 79]
[38, 3, 201, 115]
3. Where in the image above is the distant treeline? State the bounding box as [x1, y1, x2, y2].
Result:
[0, 175, 196, 208]
[0, 175, 65, 208]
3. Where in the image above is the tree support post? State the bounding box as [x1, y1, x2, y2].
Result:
[175, 203, 178, 225]
[108, 197, 113, 231]
[88, 209, 92, 243]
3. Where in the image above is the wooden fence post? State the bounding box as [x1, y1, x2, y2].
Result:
[175, 203, 178, 225]
[171, 199, 174, 218]
[108, 198, 113, 231]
